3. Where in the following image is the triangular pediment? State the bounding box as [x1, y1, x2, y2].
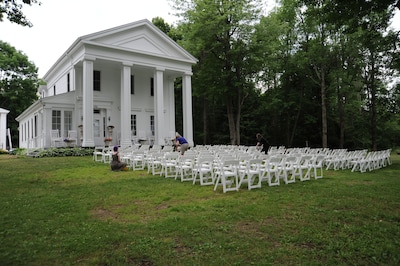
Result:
[80, 20, 196, 62]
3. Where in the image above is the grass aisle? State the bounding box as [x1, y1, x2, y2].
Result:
[0, 154, 399, 265]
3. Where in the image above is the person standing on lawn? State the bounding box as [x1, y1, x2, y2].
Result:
[256, 133, 269, 154]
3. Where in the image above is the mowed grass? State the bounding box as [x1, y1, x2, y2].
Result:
[0, 153, 399, 265]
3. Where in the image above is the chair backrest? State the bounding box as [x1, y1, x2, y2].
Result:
[299, 155, 312, 167]
[178, 154, 195, 166]
[196, 156, 214, 169]
[313, 155, 325, 167]
[68, 130, 77, 139]
[51, 129, 60, 138]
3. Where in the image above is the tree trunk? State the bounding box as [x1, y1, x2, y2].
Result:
[320, 68, 328, 148]
[226, 96, 237, 145]
[289, 105, 302, 147]
[337, 81, 345, 149]
[370, 70, 377, 151]
[202, 96, 208, 144]
[338, 97, 345, 149]
[236, 88, 241, 145]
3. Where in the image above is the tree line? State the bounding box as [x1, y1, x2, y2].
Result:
[164, 0, 400, 150]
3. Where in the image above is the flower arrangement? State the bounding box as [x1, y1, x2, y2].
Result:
[104, 138, 112, 142]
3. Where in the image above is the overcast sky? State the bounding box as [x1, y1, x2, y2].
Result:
[0, 0, 180, 77]
[0, 0, 399, 78]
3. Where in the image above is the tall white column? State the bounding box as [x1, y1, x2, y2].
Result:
[154, 68, 165, 145]
[167, 77, 176, 140]
[0, 108, 9, 150]
[82, 59, 95, 147]
[120, 63, 132, 148]
[182, 72, 194, 146]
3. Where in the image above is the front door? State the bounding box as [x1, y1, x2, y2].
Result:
[93, 109, 106, 146]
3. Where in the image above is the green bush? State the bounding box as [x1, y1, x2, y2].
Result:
[35, 147, 94, 157]
[8, 147, 94, 158]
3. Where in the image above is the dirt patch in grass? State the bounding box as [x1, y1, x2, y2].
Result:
[0, 154, 18, 160]
[90, 208, 122, 222]
[343, 180, 376, 185]
[90, 200, 172, 224]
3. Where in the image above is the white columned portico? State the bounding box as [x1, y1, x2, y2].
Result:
[82, 58, 95, 147]
[154, 68, 165, 145]
[120, 63, 132, 148]
[182, 73, 194, 146]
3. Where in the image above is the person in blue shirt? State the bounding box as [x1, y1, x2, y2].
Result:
[175, 133, 189, 155]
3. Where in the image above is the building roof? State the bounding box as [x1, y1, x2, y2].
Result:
[0, 108, 10, 114]
[42, 19, 197, 80]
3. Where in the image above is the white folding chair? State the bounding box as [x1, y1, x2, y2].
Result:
[214, 160, 240, 193]
[146, 151, 163, 175]
[192, 156, 215, 186]
[50, 129, 63, 147]
[282, 156, 297, 184]
[261, 156, 282, 186]
[310, 155, 324, 179]
[175, 154, 196, 182]
[239, 158, 263, 190]
[160, 152, 179, 178]
[67, 130, 77, 146]
[131, 150, 146, 170]
[102, 147, 113, 164]
[93, 146, 105, 162]
[293, 155, 312, 181]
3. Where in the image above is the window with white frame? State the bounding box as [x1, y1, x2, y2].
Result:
[67, 73, 70, 92]
[94, 70, 101, 91]
[131, 75, 135, 95]
[52, 110, 73, 137]
[64, 111, 72, 137]
[52, 110, 61, 131]
[150, 77, 154, 96]
[150, 115, 155, 136]
[34, 115, 38, 138]
[131, 114, 137, 136]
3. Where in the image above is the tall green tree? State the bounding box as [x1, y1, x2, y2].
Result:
[0, 0, 41, 27]
[172, 0, 262, 145]
[0, 41, 39, 146]
[328, 29, 364, 148]
[254, 0, 399, 149]
[303, 0, 399, 150]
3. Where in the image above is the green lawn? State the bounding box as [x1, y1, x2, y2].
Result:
[0, 153, 399, 265]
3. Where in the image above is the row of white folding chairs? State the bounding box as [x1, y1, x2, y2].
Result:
[93, 146, 113, 163]
[324, 149, 367, 171]
[93, 144, 159, 165]
[143, 152, 326, 193]
[119, 145, 175, 170]
[351, 149, 392, 173]
[211, 154, 325, 193]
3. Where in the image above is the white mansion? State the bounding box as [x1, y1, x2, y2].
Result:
[16, 19, 197, 149]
